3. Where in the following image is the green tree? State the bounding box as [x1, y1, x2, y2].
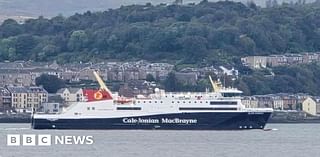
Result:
[0, 37, 16, 60]
[0, 19, 23, 37]
[239, 36, 256, 54]
[164, 72, 180, 92]
[35, 74, 66, 93]
[67, 30, 88, 51]
[15, 34, 36, 56]
[179, 35, 208, 62]
[146, 74, 156, 82]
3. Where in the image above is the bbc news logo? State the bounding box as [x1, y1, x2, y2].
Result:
[7, 134, 94, 146]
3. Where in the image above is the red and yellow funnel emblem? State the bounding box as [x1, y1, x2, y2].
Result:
[94, 91, 103, 100]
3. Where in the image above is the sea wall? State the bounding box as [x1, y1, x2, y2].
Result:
[0, 113, 31, 123]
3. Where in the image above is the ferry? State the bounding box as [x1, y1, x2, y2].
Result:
[31, 72, 273, 130]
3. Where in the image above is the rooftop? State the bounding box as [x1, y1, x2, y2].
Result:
[7, 86, 47, 93]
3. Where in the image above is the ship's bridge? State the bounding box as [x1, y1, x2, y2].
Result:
[219, 88, 243, 97]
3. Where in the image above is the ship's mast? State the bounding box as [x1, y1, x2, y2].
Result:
[93, 71, 113, 99]
[208, 75, 222, 92]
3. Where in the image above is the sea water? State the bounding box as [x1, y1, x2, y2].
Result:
[0, 123, 319, 157]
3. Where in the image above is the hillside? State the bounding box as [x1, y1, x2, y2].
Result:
[1, 1, 320, 95]
[237, 63, 320, 95]
[1, 1, 320, 65]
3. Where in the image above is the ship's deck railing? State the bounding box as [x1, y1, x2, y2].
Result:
[136, 94, 243, 100]
[219, 87, 243, 93]
[149, 92, 222, 98]
[162, 92, 217, 95]
[135, 97, 243, 102]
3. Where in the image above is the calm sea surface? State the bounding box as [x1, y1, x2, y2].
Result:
[0, 123, 319, 157]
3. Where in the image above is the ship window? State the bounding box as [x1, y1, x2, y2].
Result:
[160, 101, 163, 103]
[179, 107, 237, 110]
[212, 108, 237, 110]
[210, 101, 237, 105]
[194, 101, 197, 103]
[149, 101, 152, 103]
[143, 101, 146, 103]
[172, 96, 174, 98]
[223, 93, 241, 97]
[200, 101, 202, 103]
[138, 101, 140, 103]
[172, 101, 174, 103]
[87, 107, 90, 110]
[183, 101, 185, 103]
[117, 107, 141, 110]
[189, 101, 191, 103]
[92, 107, 95, 110]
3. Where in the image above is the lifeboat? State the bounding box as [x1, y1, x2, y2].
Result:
[115, 97, 132, 104]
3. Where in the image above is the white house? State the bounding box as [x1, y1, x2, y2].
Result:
[241, 56, 267, 69]
[302, 97, 317, 116]
[57, 88, 83, 103]
[241, 96, 258, 108]
[272, 96, 284, 110]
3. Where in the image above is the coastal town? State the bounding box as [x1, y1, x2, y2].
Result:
[1, 58, 320, 122]
[241, 52, 320, 69]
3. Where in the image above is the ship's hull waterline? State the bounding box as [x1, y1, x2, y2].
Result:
[32, 112, 272, 130]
